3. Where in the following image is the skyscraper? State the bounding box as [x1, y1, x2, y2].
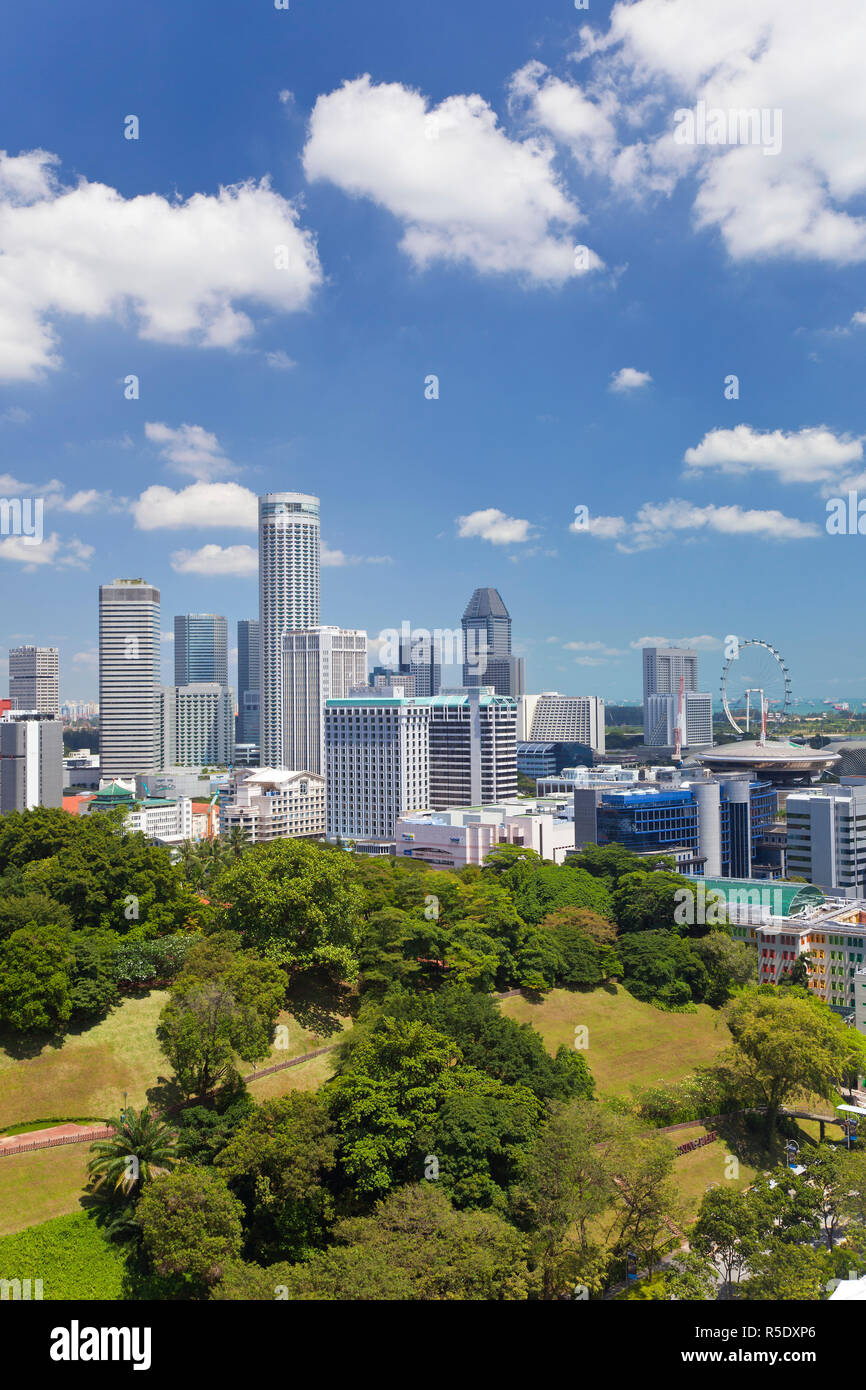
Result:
[283, 627, 367, 774]
[641, 645, 700, 743]
[0, 711, 63, 813]
[237, 619, 260, 747]
[9, 646, 59, 715]
[258, 492, 320, 766]
[157, 684, 235, 767]
[174, 614, 228, 687]
[99, 579, 161, 777]
[461, 588, 512, 688]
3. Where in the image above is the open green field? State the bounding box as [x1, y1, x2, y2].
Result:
[669, 1124, 760, 1223]
[0, 992, 170, 1131]
[500, 985, 731, 1098]
[0, 982, 351, 1134]
[0, 1144, 91, 1237]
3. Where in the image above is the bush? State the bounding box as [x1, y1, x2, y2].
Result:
[0, 1213, 126, 1300]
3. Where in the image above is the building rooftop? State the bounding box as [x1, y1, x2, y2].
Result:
[700, 876, 825, 916]
[462, 587, 509, 621]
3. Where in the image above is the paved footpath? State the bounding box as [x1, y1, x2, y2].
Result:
[0, 1122, 113, 1157]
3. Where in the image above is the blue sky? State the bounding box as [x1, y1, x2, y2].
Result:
[1, 0, 865, 704]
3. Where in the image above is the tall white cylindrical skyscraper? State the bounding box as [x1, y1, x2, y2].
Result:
[258, 493, 320, 766]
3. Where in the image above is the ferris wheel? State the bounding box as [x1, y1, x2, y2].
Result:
[720, 639, 792, 737]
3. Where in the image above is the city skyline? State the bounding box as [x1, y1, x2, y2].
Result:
[2, 1, 866, 706]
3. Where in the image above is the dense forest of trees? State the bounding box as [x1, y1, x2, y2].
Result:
[3, 807, 866, 1300]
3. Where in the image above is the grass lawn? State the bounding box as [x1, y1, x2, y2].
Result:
[500, 985, 731, 1098]
[0, 1211, 126, 1299]
[0, 992, 170, 1131]
[248, 1049, 339, 1101]
[669, 1124, 760, 1224]
[0, 978, 353, 1135]
[0, 1144, 92, 1237]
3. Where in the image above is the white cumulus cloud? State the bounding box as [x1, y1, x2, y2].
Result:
[303, 75, 600, 284]
[0, 149, 322, 382]
[609, 366, 652, 392]
[131, 481, 258, 531]
[456, 508, 534, 545]
[684, 424, 863, 485]
[145, 422, 235, 482]
[171, 544, 258, 577]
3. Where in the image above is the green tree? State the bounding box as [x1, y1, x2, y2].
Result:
[0, 891, 73, 942]
[605, 1128, 681, 1279]
[69, 930, 119, 1018]
[379, 985, 595, 1105]
[282, 1184, 534, 1300]
[619, 930, 710, 1005]
[0, 923, 73, 1032]
[512, 1099, 624, 1297]
[420, 1072, 541, 1211]
[691, 930, 756, 1006]
[87, 1106, 179, 1197]
[326, 1017, 459, 1196]
[136, 1165, 245, 1296]
[691, 1185, 765, 1289]
[613, 870, 695, 935]
[725, 988, 866, 1147]
[216, 1094, 337, 1261]
[157, 935, 286, 1098]
[742, 1242, 833, 1301]
[215, 838, 363, 979]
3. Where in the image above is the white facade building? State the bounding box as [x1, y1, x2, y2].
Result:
[9, 646, 59, 715]
[644, 691, 714, 749]
[221, 768, 326, 843]
[98, 579, 161, 778]
[520, 693, 606, 753]
[642, 646, 699, 742]
[125, 797, 194, 845]
[325, 697, 431, 841]
[158, 684, 235, 768]
[786, 784, 866, 898]
[325, 691, 518, 841]
[283, 627, 367, 776]
[396, 796, 575, 869]
[0, 711, 63, 813]
[258, 493, 321, 767]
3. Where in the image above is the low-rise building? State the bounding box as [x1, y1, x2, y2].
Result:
[395, 794, 575, 869]
[221, 768, 326, 843]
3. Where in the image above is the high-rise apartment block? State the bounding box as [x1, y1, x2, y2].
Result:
[644, 691, 713, 749]
[642, 646, 700, 743]
[0, 710, 63, 813]
[157, 684, 235, 768]
[98, 579, 161, 778]
[785, 784, 866, 899]
[174, 614, 228, 687]
[237, 619, 260, 747]
[258, 493, 320, 766]
[520, 693, 606, 752]
[9, 646, 59, 715]
[283, 627, 367, 775]
[324, 690, 518, 841]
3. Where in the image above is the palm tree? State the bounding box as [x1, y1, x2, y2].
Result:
[223, 825, 247, 861]
[87, 1106, 179, 1197]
